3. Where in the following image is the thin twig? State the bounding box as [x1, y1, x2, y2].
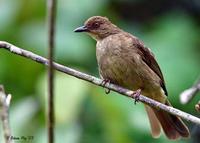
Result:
[47, 0, 57, 142]
[0, 41, 200, 125]
[180, 79, 200, 104]
[0, 85, 13, 143]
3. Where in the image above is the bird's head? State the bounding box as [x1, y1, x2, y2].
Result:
[74, 16, 121, 40]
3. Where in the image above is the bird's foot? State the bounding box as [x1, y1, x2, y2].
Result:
[131, 89, 141, 104]
[101, 79, 111, 94]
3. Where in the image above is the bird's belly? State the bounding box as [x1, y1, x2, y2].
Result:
[98, 54, 166, 103]
[98, 54, 143, 91]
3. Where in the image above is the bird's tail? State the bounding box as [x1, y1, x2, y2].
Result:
[145, 100, 190, 140]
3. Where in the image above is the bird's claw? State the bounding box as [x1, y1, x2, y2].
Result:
[131, 89, 141, 104]
[105, 88, 110, 94]
[101, 79, 111, 94]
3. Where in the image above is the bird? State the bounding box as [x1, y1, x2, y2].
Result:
[74, 16, 190, 140]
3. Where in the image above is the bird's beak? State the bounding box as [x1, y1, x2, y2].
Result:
[74, 25, 88, 32]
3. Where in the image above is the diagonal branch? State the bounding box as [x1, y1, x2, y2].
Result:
[0, 41, 200, 125]
[0, 85, 13, 143]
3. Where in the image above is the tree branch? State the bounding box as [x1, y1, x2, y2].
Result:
[0, 85, 13, 143]
[47, 0, 57, 142]
[0, 41, 200, 125]
[180, 79, 200, 104]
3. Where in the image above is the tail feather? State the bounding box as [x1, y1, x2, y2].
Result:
[145, 100, 190, 140]
[145, 105, 161, 138]
[153, 108, 181, 140]
[163, 100, 190, 138]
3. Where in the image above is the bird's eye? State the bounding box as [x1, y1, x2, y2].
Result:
[93, 22, 100, 28]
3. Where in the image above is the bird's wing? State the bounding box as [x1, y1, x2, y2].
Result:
[132, 37, 168, 96]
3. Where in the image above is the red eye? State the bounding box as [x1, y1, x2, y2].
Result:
[93, 22, 100, 28]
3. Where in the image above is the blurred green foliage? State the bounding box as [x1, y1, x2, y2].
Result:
[0, 0, 200, 143]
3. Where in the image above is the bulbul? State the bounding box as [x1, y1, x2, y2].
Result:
[74, 16, 190, 140]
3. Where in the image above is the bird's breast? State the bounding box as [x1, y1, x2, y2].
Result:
[96, 36, 143, 90]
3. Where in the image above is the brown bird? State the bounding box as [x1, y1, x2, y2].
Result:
[74, 16, 190, 140]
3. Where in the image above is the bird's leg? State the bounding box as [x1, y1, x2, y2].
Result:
[101, 79, 111, 94]
[131, 89, 141, 104]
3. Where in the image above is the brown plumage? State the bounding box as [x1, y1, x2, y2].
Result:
[74, 16, 190, 140]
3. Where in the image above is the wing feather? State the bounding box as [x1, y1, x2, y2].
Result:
[132, 37, 168, 96]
